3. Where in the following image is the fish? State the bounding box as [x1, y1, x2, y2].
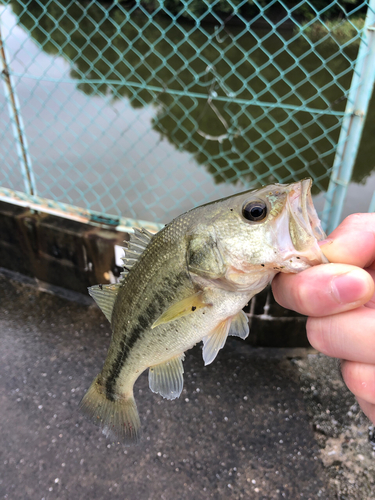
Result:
[79, 178, 328, 443]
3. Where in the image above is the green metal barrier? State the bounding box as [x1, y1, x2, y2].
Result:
[0, 0, 374, 232]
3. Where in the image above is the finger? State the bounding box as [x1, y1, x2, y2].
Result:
[365, 269, 375, 309]
[355, 396, 375, 424]
[272, 264, 374, 316]
[307, 307, 375, 364]
[341, 360, 375, 405]
[320, 214, 375, 269]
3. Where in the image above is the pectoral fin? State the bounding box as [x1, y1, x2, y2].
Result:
[149, 354, 185, 400]
[228, 310, 249, 340]
[202, 311, 249, 365]
[202, 318, 231, 366]
[151, 291, 209, 329]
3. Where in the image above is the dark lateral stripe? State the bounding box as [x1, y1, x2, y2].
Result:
[105, 271, 189, 399]
[105, 294, 168, 399]
[105, 324, 142, 400]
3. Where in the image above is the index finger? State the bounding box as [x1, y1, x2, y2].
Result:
[272, 263, 374, 317]
[320, 214, 375, 269]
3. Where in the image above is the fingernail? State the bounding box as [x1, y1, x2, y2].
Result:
[331, 270, 369, 304]
[318, 238, 334, 248]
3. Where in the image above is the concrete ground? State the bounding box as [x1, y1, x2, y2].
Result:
[0, 269, 374, 500]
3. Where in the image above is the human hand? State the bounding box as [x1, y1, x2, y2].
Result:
[272, 213, 375, 423]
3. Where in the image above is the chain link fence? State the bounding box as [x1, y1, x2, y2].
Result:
[1, 0, 375, 233]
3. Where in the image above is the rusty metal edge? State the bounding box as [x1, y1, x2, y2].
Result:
[0, 187, 163, 234]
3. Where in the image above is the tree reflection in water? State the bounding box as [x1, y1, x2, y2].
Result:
[7, 0, 374, 193]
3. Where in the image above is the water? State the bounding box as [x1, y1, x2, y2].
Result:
[0, 1, 374, 224]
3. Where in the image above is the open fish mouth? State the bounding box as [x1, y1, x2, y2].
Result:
[287, 178, 326, 247]
[282, 178, 328, 267]
[300, 178, 326, 242]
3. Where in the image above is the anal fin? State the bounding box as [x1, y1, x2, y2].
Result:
[149, 354, 185, 400]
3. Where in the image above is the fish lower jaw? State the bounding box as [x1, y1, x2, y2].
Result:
[277, 256, 321, 274]
[277, 244, 327, 272]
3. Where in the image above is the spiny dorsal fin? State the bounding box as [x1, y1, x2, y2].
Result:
[149, 354, 185, 400]
[133, 227, 153, 243]
[119, 227, 154, 283]
[88, 283, 121, 323]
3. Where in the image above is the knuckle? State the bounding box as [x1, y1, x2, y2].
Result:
[367, 384, 375, 405]
[343, 213, 362, 226]
[340, 360, 354, 388]
[362, 368, 375, 404]
[272, 275, 297, 311]
[306, 316, 335, 355]
[293, 278, 312, 314]
[339, 213, 375, 233]
[306, 316, 323, 350]
[342, 362, 375, 405]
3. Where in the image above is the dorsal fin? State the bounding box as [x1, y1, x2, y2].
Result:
[88, 283, 121, 323]
[89, 228, 154, 319]
[119, 227, 154, 283]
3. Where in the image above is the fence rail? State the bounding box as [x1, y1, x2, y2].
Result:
[1, 0, 375, 232]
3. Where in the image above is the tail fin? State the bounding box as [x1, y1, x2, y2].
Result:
[79, 377, 141, 444]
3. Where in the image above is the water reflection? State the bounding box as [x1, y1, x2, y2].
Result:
[2, 0, 375, 220]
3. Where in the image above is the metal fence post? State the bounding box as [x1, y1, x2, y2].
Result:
[322, 0, 375, 234]
[369, 191, 375, 212]
[0, 21, 36, 197]
[0, 1, 374, 228]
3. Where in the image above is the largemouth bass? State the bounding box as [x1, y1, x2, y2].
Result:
[80, 179, 327, 443]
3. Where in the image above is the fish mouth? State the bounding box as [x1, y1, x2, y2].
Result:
[286, 179, 328, 265]
[300, 178, 326, 242]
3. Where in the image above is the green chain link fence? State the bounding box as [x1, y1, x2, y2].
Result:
[0, 0, 375, 233]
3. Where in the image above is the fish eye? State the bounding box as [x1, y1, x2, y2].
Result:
[242, 200, 268, 222]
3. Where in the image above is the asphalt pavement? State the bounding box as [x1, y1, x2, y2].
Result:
[0, 269, 374, 500]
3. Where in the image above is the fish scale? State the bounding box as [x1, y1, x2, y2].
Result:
[80, 179, 328, 443]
